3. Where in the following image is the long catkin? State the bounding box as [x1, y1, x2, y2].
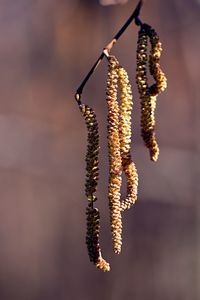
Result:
[80, 103, 110, 271]
[106, 56, 123, 254]
[118, 67, 138, 211]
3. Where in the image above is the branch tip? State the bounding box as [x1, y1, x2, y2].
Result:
[75, 0, 144, 101]
[135, 0, 143, 18]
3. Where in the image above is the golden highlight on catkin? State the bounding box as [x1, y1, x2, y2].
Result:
[148, 26, 167, 96]
[136, 23, 167, 162]
[106, 55, 123, 254]
[80, 103, 110, 271]
[118, 67, 138, 211]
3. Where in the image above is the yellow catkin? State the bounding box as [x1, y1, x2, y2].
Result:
[106, 55, 123, 254]
[118, 67, 138, 211]
[86, 205, 110, 272]
[80, 104, 110, 271]
[148, 26, 167, 96]
[136, 25, 160, 162]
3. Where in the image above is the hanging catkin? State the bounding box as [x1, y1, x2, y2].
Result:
[148, 26, 167, 96]
[80, 103, 110, 271]
[86, 204, 110, 272]
[118, 66, 138, 211]
[81, 104, 99, 202]
[136, 25, 159, 161]
[106, 55, 123, 254]
[136, 24, 167, 162]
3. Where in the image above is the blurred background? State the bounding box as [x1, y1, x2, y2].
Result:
[0, 0, 199, 299]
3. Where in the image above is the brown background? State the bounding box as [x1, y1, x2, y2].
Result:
[0, 0, 199, 299]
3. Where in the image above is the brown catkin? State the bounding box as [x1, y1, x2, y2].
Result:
[81, 104, 99, 202]
[136, 24, 164, 162]
[86, 205, 110, 272]
[106, 55, 123, 254]
[118, 67, 138, 211]
[79, 103, 110, 271]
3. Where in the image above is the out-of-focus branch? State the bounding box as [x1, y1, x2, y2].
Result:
[99, 0, 128, 6]
[75, 0, 143, 104]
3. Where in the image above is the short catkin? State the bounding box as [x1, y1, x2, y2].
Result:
[136, 24, 167, 162]
[106, 55, 123, 254]
[148, 26, 167, 96]
[80, 103, 110, 271]
[118, 66, 138, 211]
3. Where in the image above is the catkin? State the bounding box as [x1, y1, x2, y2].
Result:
[86, 205, 110, 272]
[118, 67, 138, 211]
[80, 103, 110, 271]
[106, 55, 123, 254]
[136, 24, 166, 161]
[148, 26, 167, 96]
[81, 104, 99, 202]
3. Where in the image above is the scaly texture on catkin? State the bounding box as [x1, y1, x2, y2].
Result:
[81, 104, 99, 202]
[118, 67, 138, 211]
[86, 205, 110, 272]
[136, 25, 160, 162]
[147, 26, 167, 96]
[80, 103, 110, 271]
[106, 55, 123, 254]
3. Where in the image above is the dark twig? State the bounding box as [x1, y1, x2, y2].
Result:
[75, 0, 143, 103]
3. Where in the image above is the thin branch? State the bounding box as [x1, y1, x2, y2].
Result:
[75, 0, 143, 103]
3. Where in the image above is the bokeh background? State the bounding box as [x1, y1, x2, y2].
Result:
[0, 0, 199, 299]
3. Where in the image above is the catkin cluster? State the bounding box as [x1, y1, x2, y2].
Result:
[136, 24, 167, 161]
[77, 20, 167, 272]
